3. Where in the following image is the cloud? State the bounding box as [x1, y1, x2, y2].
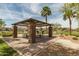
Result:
[49, 16, 78, 29]
[0, 9, 22, 20]
[0, 3, 78, 29]
[30, 3, 40, 14]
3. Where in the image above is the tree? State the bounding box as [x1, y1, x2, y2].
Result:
[0, 19, 5, 30]
[74, 10, 79, 28]
[41, 6, 52, 23]
[69, 3, 79, 28]
[61, 4, 74, 35]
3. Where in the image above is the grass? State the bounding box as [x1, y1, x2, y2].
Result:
[0, 38, 18, 56]
[55, 30, 79, 37]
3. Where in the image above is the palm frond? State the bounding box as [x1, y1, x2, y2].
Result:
[41, 6, 52, 17]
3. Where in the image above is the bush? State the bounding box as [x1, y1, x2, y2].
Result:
[2, 31, 13, 37]
[60, 31, 79, 37]
[62, 31, 69, 36]
[0, 32, 2, 36]
[71, 33, 79, 37]
[73, 37, 78, 40]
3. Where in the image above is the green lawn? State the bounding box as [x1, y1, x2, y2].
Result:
[0, 38, 18, 56]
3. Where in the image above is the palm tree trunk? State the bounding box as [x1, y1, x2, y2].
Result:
[46, 15, 47, 23]
[46, 15, 47, 34]
[69, 17, 72, 35]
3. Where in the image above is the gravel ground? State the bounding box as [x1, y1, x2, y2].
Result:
[51, 39, 79, 50]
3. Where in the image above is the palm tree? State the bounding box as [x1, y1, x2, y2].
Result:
[62, 4, 74, 35]
[41, 6, 52, 23]
[69, 3, 79, 28]
[74, 10, 79, 28]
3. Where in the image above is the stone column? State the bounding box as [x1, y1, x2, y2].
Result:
[29, 22, 36, 43]
[13, 25, 17, 38]
[48, 25, 52, 37]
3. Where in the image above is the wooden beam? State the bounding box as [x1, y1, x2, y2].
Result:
[13, 25, 17, 38]
[12, 18, 52, 26]
[48, 25, 52, 37]
[29, 21, 36, 43]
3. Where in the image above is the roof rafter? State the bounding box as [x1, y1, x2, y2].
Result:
[12, 18, 53, 27]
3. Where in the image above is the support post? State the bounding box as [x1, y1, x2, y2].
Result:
[29, 21, 36, 43]
[48, 25, 52, 37]
[13, 25, 17, 38]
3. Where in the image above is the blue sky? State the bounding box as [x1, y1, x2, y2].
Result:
[0, 3, 78, 29]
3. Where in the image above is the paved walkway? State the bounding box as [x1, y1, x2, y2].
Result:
[2, 37, 49, 56]
[2, 36, 79, 56]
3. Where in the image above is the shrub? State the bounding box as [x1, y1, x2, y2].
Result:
[62, 31, 69, 36]
[73, 37, 78, 40]
[2, 31, 13, 37]
[72, 33, 79, 37]
[0, 32, 2, 36]
[71, 31, 79, 37]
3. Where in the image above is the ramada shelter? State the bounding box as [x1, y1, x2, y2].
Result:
[12, 18, 53, 43]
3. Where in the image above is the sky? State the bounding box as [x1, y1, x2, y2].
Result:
[0, 3, 78, 29]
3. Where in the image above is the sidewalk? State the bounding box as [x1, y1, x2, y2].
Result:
[2, 37, 48, 56]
